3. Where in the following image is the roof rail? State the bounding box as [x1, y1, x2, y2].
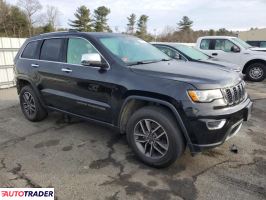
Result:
[39, 31, 67, 36]
[68, 29, 79, 32]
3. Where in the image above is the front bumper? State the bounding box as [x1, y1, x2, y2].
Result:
[183, 98, 252, 153]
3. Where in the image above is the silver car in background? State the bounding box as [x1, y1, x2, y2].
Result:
[152, 42, 242, 76]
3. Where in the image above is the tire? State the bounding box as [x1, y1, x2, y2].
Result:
[246, 62, 265, 82]
[19, 85, 47, 122]
[126, 106, 185, 168]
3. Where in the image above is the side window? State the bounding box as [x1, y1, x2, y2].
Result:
[224, 40, 237, 52]
[157, 46, 176, 58]
[260, 42, 266, 48]
[67, 38, 98, 65]
[21, 41, 39, 59]
[200, 39, 211, 50]
[40, 39, 64, 62]
[214, 39, 237, 52]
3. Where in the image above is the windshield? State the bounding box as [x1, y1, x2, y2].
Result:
[173, 44, 210, 60]
[98, 36, 170, 65]
[231, 38, 252, 49]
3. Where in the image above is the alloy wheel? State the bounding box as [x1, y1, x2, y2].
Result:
[22, 92, 36, 117]
[133, 119, 169, 159]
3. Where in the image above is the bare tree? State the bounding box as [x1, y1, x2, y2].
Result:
[17, 0, 42, 36]
[0, 0, 9, 36]
[46, 5, 60, 29]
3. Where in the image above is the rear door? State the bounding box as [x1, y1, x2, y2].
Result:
[36, 38, 69, 108]
[17, 40, 41, 78]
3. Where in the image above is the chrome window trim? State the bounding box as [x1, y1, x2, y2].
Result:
[19, 36, 111, 70]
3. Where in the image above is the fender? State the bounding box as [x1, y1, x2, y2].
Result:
[119, 95, 195, 153]
[16, 76, 47, 108]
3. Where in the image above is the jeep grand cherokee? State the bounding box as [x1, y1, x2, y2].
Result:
[14, 31, 252, 168]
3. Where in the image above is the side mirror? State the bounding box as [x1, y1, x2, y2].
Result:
[231, 46, 240, 53]
[81, 53, 108, 69]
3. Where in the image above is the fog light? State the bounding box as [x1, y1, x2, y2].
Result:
[206, 119, 226, 130]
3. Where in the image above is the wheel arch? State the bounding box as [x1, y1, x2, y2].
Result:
[16, 77, 46, 107]
[16, 78, 31, 94]
[242, 59, 266, 74]
[118, 95, 194, 152]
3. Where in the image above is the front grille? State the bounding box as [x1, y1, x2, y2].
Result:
[223, 82, 246, 105]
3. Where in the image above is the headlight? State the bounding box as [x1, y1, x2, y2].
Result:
[188, 89, 223, 103]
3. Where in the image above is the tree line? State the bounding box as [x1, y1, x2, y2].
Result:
[157, 17, 236, 43]
[0, 0, 61, 37]
[69, 6, 155, 41]
[0, 0, 237, 42]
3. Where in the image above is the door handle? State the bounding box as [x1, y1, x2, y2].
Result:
[61, 68, 72, 73]
[212, 53, 218, 56]
[31, 64, 39, 68]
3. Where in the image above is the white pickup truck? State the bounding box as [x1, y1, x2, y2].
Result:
[196, 36, 266, 82]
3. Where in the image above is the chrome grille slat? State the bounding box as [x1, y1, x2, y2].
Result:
[231, 88, 235, 104]
[223, 82, 246, 105]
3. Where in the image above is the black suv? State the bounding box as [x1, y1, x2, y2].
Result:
[14, 31, 252, 168]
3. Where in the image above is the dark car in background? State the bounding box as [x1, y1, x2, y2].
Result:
[152, 42, 242, 74]
[246, 41, 266, 48]
[14, 31, 252, 167]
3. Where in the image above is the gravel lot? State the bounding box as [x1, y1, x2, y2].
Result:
[0, 81, 266, 200]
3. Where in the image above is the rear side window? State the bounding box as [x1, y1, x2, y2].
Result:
[200, 39, 211, 50]
[21, 41, 39, 59]
[40, 39, 64, 61]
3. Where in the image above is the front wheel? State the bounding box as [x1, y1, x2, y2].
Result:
[126, 106, 185, 168]
[246, 62, 265, 82]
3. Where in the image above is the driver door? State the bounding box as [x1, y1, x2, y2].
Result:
[210, 39, 242, 65]
[58, 37, 113, 123]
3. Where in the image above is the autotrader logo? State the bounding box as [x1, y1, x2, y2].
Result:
[0, 188, 54, 199]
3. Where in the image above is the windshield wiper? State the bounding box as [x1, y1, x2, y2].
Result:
[127, 58, 172, 66]
[161, 58, 173, 61]
[127, 60, 161, 66]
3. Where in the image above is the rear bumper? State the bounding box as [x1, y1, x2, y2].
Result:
[184, 99, 252, 153]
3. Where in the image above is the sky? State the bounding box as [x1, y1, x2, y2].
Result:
[6, 0, 266, 33]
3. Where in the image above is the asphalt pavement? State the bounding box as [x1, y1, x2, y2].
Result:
[0, 81, 265, 200]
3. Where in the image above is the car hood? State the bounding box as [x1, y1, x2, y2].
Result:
[130, 60, 242, 90]
[199, 59, 241, 72]
[248, 47, 266, 53]
[249, 47, 266, 52]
